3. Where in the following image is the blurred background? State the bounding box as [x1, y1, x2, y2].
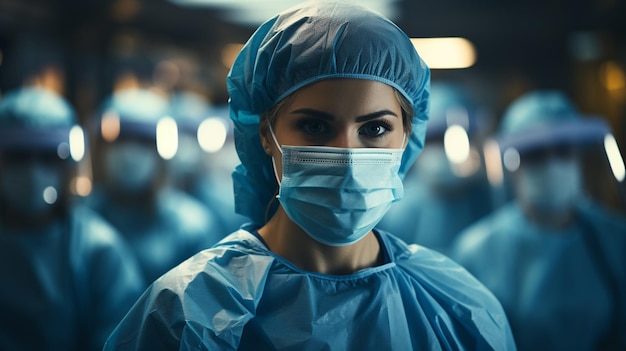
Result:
[0, 0, 625, 185]
[0, 0, 624, 129]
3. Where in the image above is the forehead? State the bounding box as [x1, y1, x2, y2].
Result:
[282, 79, 401, 116]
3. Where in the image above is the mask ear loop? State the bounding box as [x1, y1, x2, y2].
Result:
[264, 123, 283, 222]
[268, 124, 283, 186]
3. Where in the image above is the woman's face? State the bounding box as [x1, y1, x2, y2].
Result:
[262, 79, 406, 177]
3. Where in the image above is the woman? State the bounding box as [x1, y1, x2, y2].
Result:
[105, 2, 515, 350]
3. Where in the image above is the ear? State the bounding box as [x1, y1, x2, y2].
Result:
[259, 126, 272, 156]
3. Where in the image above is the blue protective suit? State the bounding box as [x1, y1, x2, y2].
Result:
[104, 226, 515, 350]
[193, 173, 250, 234]
[87, 187, 224, 285]
[379, 175, 493, 254]
[451, 200, 626, 351]
[0, 205, 144, 350]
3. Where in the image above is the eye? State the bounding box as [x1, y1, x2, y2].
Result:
[297, 118, 329, 136]
[359, 120, 392, 138]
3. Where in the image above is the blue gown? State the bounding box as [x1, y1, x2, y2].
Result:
[88, 187, 225, 286]
[104, 226, 515, 350]
[451, 201, 626, 351]
[0, 206, 143, 350]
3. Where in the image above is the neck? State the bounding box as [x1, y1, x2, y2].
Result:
[257, 207, 382, 275]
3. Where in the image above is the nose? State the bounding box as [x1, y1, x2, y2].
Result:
[330, 131, 361, 148]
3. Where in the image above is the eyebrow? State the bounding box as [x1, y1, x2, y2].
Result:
[290, 108, 398, 122]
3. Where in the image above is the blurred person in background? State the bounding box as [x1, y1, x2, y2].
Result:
[0, 86, 143, 350]
[378, 81, 494, 254]
[167, 92, 248, 233]
[86, 87, 224, 286]
[451, 90, 626, 351]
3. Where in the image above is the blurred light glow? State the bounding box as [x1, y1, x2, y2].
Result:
[411, 37, 476, 69]
[600, 61, 626, 91]
[57, 142, 71, 160]
[72, 176, 93, 197]
[444, 125, 470, 164]
[503, 147, 521, 172]
[43, 186, 58, 204]
[111, 0, 141, 22]
[157, 116, 179, 160]
[101, 111, 121, 142]
[198, 118, 228, 153]
[483, 139, 503, 186]
[451, 148, 481, 178]
[604, 134, 625, 182]
[222, 43, 244, 69]
[169, 0, 399, 25]
[70, 126, 85, 161]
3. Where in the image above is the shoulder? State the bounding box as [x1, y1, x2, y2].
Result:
[383, 231, 495, 297]
[159, 188, 213, 223]
[105, 229, 273, 350]
[577, 199, 626, 234]
[380, 231, 516, 350]
[383, 231, 504, 310]
[69, 205, 125, 247]
[450, 203, 522, 258]
[158, 188, 225, 239]
[157, 229, 274, 292]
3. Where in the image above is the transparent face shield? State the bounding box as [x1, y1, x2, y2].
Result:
[409, 106, 488, 195]
[0, 124, 90, 201]
[483, 131, 626, 217]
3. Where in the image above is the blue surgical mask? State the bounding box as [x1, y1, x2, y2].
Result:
[0, 161, 62, 216]
[270, 128, 404, 246]
[169, 134, 203, 180]
[414, 144, 460, 188]
[516, 157, 582, 214]
[104, 141, 160, 193]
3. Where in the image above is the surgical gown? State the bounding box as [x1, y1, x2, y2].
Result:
[104, 226, 515, 350]
[87, 187, 225, 286]
[0, 205, 144, 350]
[451, 200, 626, 351]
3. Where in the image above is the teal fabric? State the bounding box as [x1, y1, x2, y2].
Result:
[451, 201, 626, 350]
[105, 227, 515, 350]
[0, 206, 144, 350]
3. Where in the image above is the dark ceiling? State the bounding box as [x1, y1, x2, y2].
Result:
[0, 0, 625, 135]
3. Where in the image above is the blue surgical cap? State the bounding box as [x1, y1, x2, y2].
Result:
[0, 86, 77, 151]
[227, 1, 430, 224]
[426, 82, 478, 140]
[497, 90, 609, 155]
[168, 91, 210, 135]
[97, 88, 169, 141]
